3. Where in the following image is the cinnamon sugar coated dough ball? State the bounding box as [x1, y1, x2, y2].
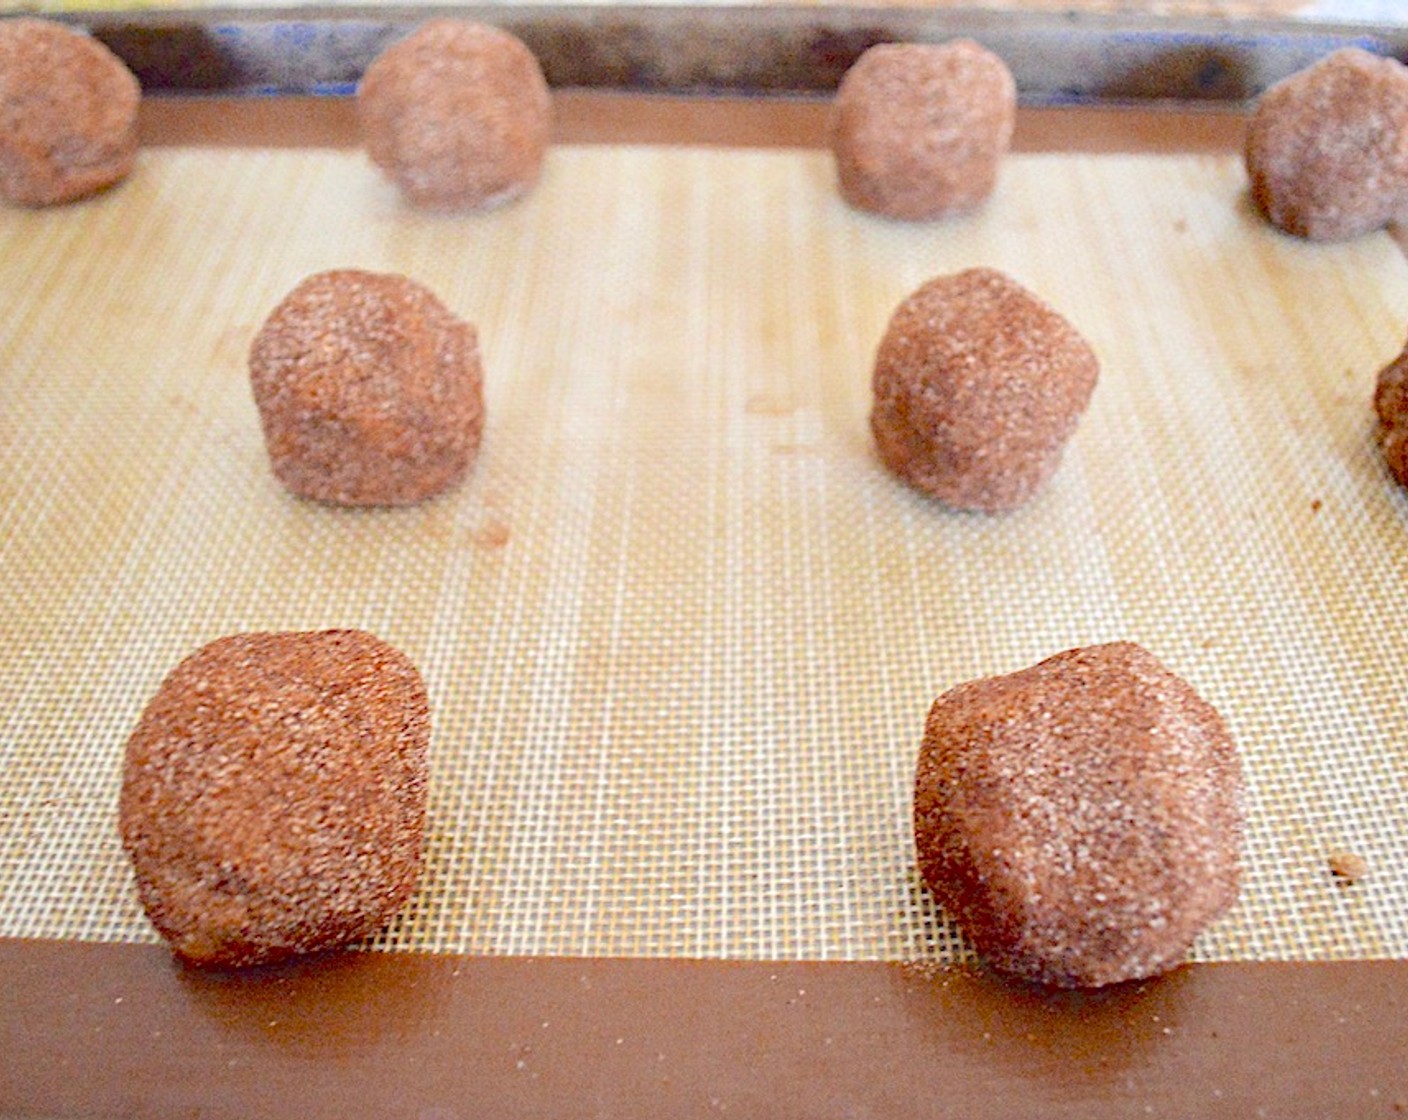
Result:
[914, 642, 1245, 988]
[831, 40, 1015, 221]
[0, 18, 140, 206]
[871, 268, 1098, 512]
[1245, 48, 1408, 241]
[118, 631, 431, 969]
[359, 19, 551, 210]
[1374, 339, 1408, 485]
[249, 269, 485, 506]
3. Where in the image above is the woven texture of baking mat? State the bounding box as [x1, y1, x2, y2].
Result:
[2, 144, 1407, 961]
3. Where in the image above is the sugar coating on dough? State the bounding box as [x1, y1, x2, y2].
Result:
[0, 18, 140, 206]
[830, 40, 1015, 221]
[914, 642, 1245, 989]
[359, 19, 552, 211]
[249, 269, 485, 507]
[118, 630, 430, 969]
[870, 267, 1098, 513]
[1245, 47, 1408, 241]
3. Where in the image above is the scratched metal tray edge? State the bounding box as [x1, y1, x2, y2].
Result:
[10, 3, 1408, 99]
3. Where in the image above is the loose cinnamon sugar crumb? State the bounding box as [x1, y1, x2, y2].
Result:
[897, 959, 959, 985]
[1328, 850, 1368, 884]
[914, 642, 1245, 988]
[830, 40, 1015, 222]
[118, 630, 431, 969]
[0, 18, 140, 206]
[473, 517, 511, 550]
[745, 392, 795, 417]
[1245, 48, 1408, 241]
[359, 19, 551, 211]
[249, 269, 485, 507]
[870, 267, 1099, 512]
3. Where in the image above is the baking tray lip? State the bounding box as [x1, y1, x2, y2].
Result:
[36, 2, 1408, 36]
[22, 3, 1408, 101]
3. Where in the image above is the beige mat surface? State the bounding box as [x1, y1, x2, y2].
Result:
[2, 142, 1407, 962]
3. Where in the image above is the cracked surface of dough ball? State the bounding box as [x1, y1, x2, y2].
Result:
[870, 267, 1098, 512]
[0, 18, 140, 206]
[359, 19, 551, 211]
[119, 630, 430, 969]
[830, 40, 1015, 221]
[249, 269, 485, 507]
[914, 642, 1245, 989]
[1245, 47, 1408, 241]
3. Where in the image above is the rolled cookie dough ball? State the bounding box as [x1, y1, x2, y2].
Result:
[830, 40, 1015, 221]
[0, 18, 140, 206]
[118, 630, 430, 969]
[870, 267, 1098, 512]
[249, 269, 485, 507]
[914, 642, 1245, 988]
[1374, 338, 1408, 485]
[1244, 48, 1408, 241]
[359, 19, 551, 211]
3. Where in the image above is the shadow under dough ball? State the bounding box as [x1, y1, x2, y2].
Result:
[359, 19, 551, 210]
[830, 39, 1015, 221]
[249, 269, 485, 507]
[118, 630, 431, 969]
[914, 642, 1245, 989]
[0, 18, 140, 206]
[1244, 47, 1408, 241]
[870, 267, 1098, 513]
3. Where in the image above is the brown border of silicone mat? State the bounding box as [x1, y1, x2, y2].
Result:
[135, 89, 1252, 153]
[3, 944, 1407, 1117]
[4, 97, 1406, 1119]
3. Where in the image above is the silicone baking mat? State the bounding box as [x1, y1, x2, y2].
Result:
[2, 142, 1407, 962]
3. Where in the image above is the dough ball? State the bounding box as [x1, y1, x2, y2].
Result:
[1245, 48, 1408, 241]
[914, 642, 1245, 988]
[118, 630, 430, 969]
[870, 267, 1098, 513]
[0, 18, 140, 207]
[1374, 339, 1408, 485]
[830, 40, 1015, 221]
[358, 19, 551, 211]
[249, 269, 485, 507]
